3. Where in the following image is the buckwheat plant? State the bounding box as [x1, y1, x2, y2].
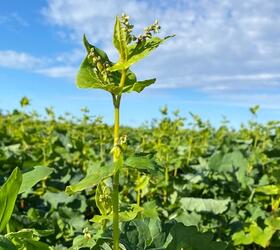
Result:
[66, 14, 173, 250]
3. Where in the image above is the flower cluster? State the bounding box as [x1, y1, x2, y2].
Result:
[137, 19, 161, 43]
[120, 13, 161, 44]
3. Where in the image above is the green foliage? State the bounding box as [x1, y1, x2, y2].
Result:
[255, 184, 280, 195]
[1, 101, 280, 249]
[208, 150, 249, 186]
[65, 164, 114, 195]
[232, 222, 274, 248]
[19, 166, 53, 194]
[110, 36, 174, 72]
[180, 197, 230, 214]
[0, 162, 53, 249]
[124, 154, 158, 173]
[20, 97, 30, 108]
[0, 168, 22, 233]
[0, 235, 17, 250]
[166, 223, 227, 250]
[6, 229, 53, 250]
[250, 105, 260, 115]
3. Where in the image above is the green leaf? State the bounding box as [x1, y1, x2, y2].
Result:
[123, 78, 156, 93]
[124, 154, 157, 173]
[135, 175, 150, 191]
[65, 164, 113, 195]
[77, 35, 133, 93]
[109, 36, 174, 71]
[175, 211, 201, 227]
[91, 214, 111, 224]
[83, 34, 111, 60]
[166, 223, 227, 250]
[6, 229, 53, 250]
[113, 16, 128, 62]
[180, 197, 230, 214]
[208, 151, 247, 172]
[265, 216, 280, 230]
[76, 56, 106, 89]
[92, 241, 127, 250]
[250, 105, 260, 115]
[95, 181, 112, 215]
[141, 201, 158, 218]
[71, 235, 96, 250]
[255, 185, 280, 195]
[77, 35, 138, 94]
[19, 166, 53, 194]
[0, 235, 17, 250]
[208, 150, 248, 186]
[119, 205, 143, 222]
[42, 191, 77, 209]
[232, 223, 275, 248]
[0, 167, 22, 232]
[92, 204, 143, 224]
[123, 218, 165, 250]
[123, 219, 157, 249]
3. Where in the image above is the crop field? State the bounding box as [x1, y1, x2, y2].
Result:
[1, 12, 280, 250]
[0, 101, 280, 249]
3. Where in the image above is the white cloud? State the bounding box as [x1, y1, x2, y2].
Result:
[0, 49, 78, 78]
[0, 50, 41, 69]
[54, 49, 84, 64]
[37, 66, 76, 78]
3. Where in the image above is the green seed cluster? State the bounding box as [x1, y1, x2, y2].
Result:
[83, 227, 92, 239]
[98, 185, 112, 213]
[87, 48, 113, 84]
[121, 13, 136, 44]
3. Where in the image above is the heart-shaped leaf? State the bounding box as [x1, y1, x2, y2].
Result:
[77, 35, 137, 94]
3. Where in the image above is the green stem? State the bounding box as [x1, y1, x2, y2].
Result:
[112, 102, 120, 250]
[100, 132, 104, 161]
[6, 222, 10, 234]
[174, 167, 178, 177]
[187, 136, 193, 166]
[136, 172, 141, 206]
[137, 190, 141, 206]
[112, 69, 126, 250]
[163, 156, 169, 204]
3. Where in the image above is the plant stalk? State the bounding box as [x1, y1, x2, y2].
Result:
[112, 100, 120, 250]
[6, 222, 10, 234]
[112, 69, 126, 250]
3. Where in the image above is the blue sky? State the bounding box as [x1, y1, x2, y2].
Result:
[1, 0, 280, 127]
